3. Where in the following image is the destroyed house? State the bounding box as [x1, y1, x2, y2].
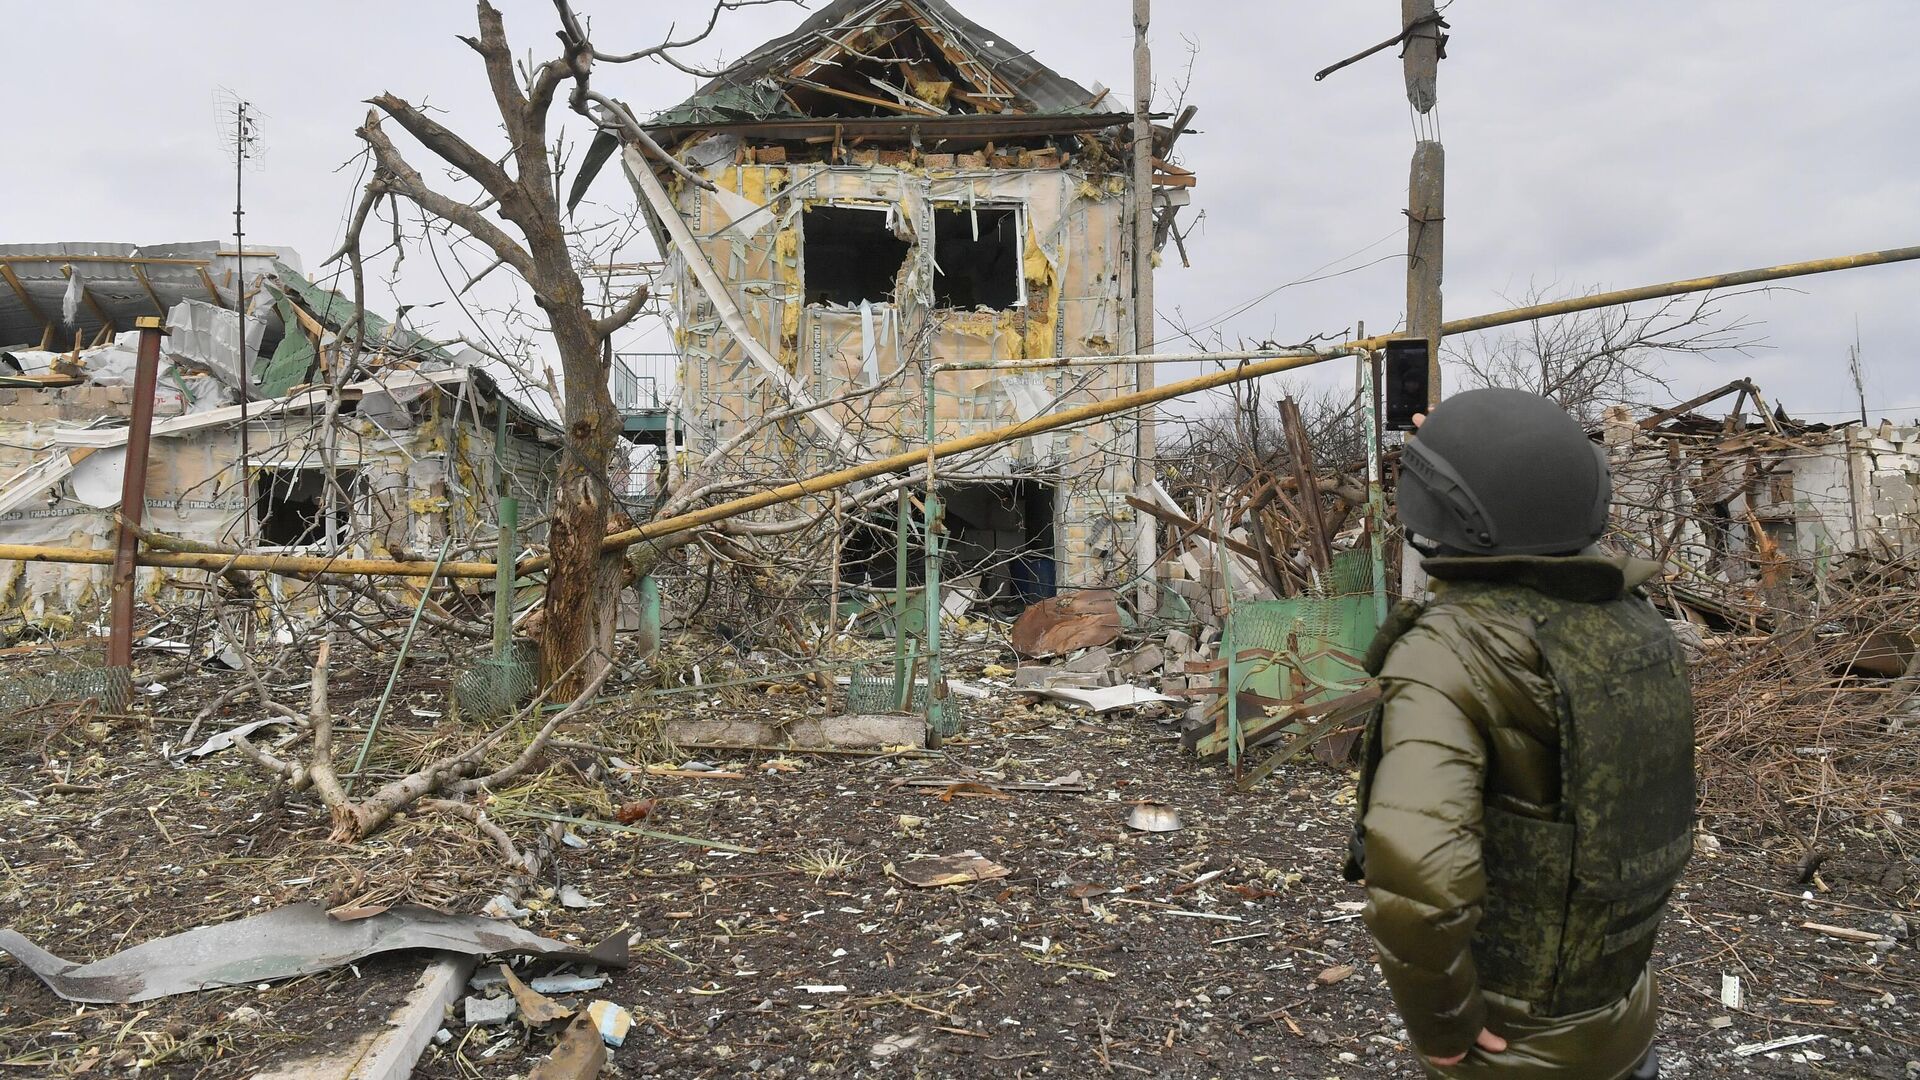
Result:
[630, 0, 1191, 603]
[1603, 389, 1920, 614]
[0, 244, 558, 619]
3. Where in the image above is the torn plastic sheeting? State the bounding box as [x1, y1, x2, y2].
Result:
[1038, 684, 1178, 714]
[187, 717, 292, 758]
[0, 902, 627, 1004]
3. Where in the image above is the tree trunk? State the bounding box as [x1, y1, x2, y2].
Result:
[541, 303, 621, 699]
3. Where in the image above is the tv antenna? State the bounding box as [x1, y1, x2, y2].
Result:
[214, 89, 266, 547]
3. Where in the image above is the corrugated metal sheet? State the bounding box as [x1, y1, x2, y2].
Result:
[0, 241, 300, 353]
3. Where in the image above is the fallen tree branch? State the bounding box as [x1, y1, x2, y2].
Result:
[421, 797, 536, 874]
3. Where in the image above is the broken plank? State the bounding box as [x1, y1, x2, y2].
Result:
[1800, 921, 1890, 944]
[1127, 496, 1264, 563]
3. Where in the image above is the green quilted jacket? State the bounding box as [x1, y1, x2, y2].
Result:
[1358, 553, 1684, 1080]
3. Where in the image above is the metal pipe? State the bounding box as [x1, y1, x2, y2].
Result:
[350, 537, 455, 790]
[923, 366, 945, 737]
[1365, 244, 1920, 349]
[567, 345, 1351, 570]
[0, 543, 502, 580]
[491, 406, 518, 659]
[107, 317, 165, 671]
[11, 240, 1920, 585]
[933, 350, 1295, 372]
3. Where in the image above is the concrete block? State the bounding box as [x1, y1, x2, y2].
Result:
[1127, 645, 1166, 676]
[1061, 647, 1112, 673]
[663, 714, 926, 750]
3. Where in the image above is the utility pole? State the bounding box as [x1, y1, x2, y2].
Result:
[1131, 0, 1159, 617]
[1400, 0, 1445, 602]
[1402, 0, 1445, 408]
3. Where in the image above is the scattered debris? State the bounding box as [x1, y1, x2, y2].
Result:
[1125, 802, 1184, 833]
[889, 852, 1012, 888]
[1733, 1033, 1824, 1057]
[503, 964, 576, 1025]
[870, 1032, 923, 1059]
[585, 1000, 633, 1048]
[528, 1012, 611, 1080]
[1038, 683, 1178, 714]
[1010, 590, 1122, 657]
[0, 903, 624, 1003]
[528, 974, 609, 995]
[464, 994, 518, 1027]
[1801, 921, 1893, 945]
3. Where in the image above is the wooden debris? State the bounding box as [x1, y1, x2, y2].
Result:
[889, 852, 1012, 888]
[1314, 964, 1355, 986]
[1799, 921, 1889, 944]
[502, 964, 574, 1026]
[528, 1012, 609, 1080]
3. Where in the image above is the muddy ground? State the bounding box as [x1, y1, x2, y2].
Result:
[1, 640, 1915, 1078]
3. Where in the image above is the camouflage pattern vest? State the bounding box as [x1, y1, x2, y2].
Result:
[1349, 583, 1695, 1016]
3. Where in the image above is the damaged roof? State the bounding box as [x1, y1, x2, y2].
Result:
[0, 242, 294, 353]
[650, 0, 1116, 128]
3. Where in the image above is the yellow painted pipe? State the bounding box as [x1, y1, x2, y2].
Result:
[3, 243, 1915, 582]
[567, 243, 1920, 568]
[1354, 244, 1920, 349]
[0, 543, 501, 580]
[541, 346, 1347, 571]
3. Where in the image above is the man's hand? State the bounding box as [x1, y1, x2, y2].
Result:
[1427, 1028, 1508, 1067]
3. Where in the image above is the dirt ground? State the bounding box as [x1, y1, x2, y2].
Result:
[2, 640, 1916, 1079]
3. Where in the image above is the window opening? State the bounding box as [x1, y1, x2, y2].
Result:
[933, 206, 1022, 310]
[802, 205, 910, 306]
[256, 468, 357, 547]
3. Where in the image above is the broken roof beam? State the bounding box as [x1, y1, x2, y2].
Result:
[0, 254, 212, 267]
[197, 266, 231, 309]
[1639, 379, 1757, 430]
[0, 263, 53, 340]
[646, 112, 1136, 144]
[129, 264, 168, 317]
[783, 75, 947, 117]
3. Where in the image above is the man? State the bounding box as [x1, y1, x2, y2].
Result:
[1344, 388, 1693, 1079]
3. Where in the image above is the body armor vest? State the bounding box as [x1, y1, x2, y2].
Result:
[1347, 584, 1694, 1016]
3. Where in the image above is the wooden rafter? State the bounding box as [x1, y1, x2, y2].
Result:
[197, 267, 231, 310]
[901, 2, 1013, 101]
[787, 4, 1011, 117]
[792, 19, 917, 83]
[0, 255, 212, 267]
[781, 76, 945, 117]
[0, 263, 52, 337]
[130, 264, 167, 317]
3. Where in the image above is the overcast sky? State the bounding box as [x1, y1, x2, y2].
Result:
[5, 1, 1917, 423]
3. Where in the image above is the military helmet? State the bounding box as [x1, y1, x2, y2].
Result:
[1396, 388, 1610, 556]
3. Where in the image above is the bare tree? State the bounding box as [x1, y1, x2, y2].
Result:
[1448, 284, 1768, 425]
[1166, 378, 1368, 486]
[331, 2, 782, 699]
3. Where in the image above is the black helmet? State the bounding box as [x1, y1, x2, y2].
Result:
[1396, 388, 1610, 556]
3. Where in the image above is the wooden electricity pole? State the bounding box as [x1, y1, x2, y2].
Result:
[1402, 0, 1445, 407]
[1132, 0, 1159, 615]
